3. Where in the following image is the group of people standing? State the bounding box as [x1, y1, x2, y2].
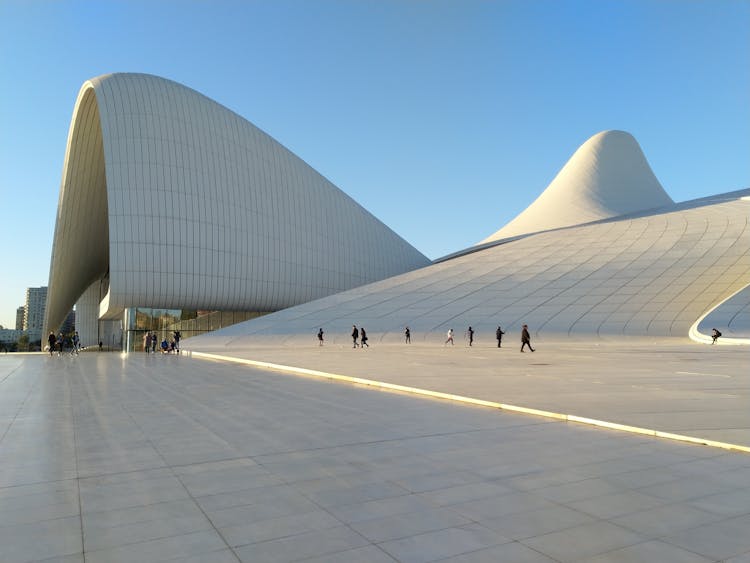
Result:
[47, 331, 81, 355]
[143, 331, 181, 354]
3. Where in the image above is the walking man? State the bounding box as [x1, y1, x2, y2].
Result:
[495, 326, 505, 348]
[520, 324, 535, 352]
[360, 327, 369, 348]
[445, 328, 454, 346]
[351, 325, 359, 348]
[48, 332, 57, 356]
[317, 328, 324, 346]
[467, 326, 474, 346]
[405, 326, 411, 344]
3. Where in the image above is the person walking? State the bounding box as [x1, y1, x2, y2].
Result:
[144, 332, 151, 353]
[445, 328, 454, 346]
[151, 334, 157, 353]
[467, 326, 474, 347]
[317, 328, 324, 346]
[173, 331, 181, 353]
[405, 326, 411, 344]
[495, 326, 505, 348]
[351, 325, 359, 348]
[360, 327, 369, 348]
[520, 324, 535, 352]
[48, 332, 57, 356]
[711, 328, 721, 344]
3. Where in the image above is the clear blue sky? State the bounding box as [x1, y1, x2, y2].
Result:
[1, 0, 748, 328]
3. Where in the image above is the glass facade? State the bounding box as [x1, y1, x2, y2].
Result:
[123, 308, 266, 352]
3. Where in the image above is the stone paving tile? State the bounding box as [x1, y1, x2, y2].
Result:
[567, 489, 668, 519]
[520, 520, 647, 562]
[83, 512, 213, 552]
[610, 502, 727, 537]
[202, 494, 321, 529]
[84, 529, 229, 563]
[298, 544, 398, 563]
[685, 487, 750, 518]
[349, 506, 472, 543]
[82, 498, 204, 531]
[327, 493, 439, 525]
[416, 481, 515, 507]
[218, 508, 342, 547]
[475, 504, 596, 540]
[437, 540, 558, 562]
[234, 525, 370, 563]
[0, 515, 83, 563]
[1, 354, 749, 563]
[377, 523, 511, 563]
[448, 490, 560, 521]
[661, 514, 750, 561]
[579, 539, 714, 563]
[725, 551, 750, 563]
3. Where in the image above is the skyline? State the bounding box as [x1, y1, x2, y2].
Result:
[1, 1, 749, 328]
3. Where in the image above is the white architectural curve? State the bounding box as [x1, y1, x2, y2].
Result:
[45, 73, 429, 343]
[189, 189, 750, 348]
[481, 130, 674, 243]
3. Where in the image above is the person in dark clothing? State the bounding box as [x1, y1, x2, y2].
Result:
[360, 327, 369, 348]
[173, 331, 181, 353]
[405, 326, 411, 344]
[520, 324, 535, 352]
[317, 328, 324, 346]
[711, 328, 721, 344]
[48, 332, 57, 356]
[467, 326, 474, 346]
[351, 325, 359, 348]
[495, 326, 505, 348]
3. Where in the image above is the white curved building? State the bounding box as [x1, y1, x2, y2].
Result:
[45, 73, 429, 345]
[190, 132, 750, 348]
[481, 130, 674, 243]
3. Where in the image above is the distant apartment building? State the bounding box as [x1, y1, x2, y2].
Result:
[16, 306, 25, 330]
[0, 329, 24, 345]
[24, 286, 47, 342]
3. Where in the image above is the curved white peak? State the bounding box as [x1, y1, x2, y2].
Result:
[480, 130, 674, 243]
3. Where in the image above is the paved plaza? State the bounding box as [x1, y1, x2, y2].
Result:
[1, 346, 749, 562]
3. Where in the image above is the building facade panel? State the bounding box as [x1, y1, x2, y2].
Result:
[46, 73, 429, 344]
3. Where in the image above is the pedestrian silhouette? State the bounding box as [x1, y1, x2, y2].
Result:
[520, 324, 535, 352]
[495, 326, 505, 348]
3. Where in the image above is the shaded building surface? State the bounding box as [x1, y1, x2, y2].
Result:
[45, 73, 429, 347]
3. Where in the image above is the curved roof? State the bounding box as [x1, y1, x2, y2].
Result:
[190, 190, 750, 345]
[481, 130, 674, 243]
[45, 73, 429, 334]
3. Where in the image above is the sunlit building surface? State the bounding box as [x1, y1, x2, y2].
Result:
[44, 73, 429, 348]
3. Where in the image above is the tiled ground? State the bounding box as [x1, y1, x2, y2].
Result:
[1, 353, 749, 562]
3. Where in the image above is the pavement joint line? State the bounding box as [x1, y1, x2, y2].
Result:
[186, 350, 750, 455]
